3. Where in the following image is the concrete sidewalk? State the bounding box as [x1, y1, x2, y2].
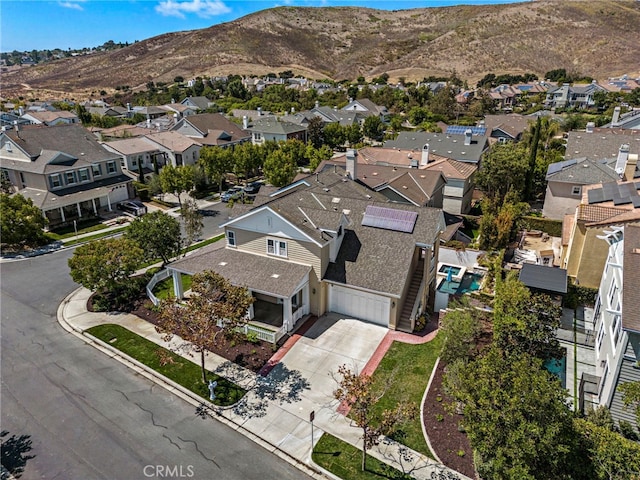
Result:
[58, 287, 471, 480]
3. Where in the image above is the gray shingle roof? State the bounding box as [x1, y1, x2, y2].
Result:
[175, 113, 250, 144]
[564, 130, 640, 161]
[519, 263, 567, 294]
[384, 131, 488, 163]
[169, 243, 311, 298]
[546, 159, 620, 184]
[249, 117, 307, 135]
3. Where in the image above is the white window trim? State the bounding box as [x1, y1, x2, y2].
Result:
[78, 168, 90, 183]
[65, 171, 77, 185]
[49, 173, 62, 189]
[596, 322, 605, 354]
[571, 185, 582, 196]
[92, 164, 102, 177]
[226, 230, 236, 247]
[107, 161, 117, 175]
[611, 314, 621, 351]
[267, 238, 287, 258]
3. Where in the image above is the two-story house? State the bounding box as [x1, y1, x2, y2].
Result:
[247, 116, 308, 145]
[545, 82, 608, 110]
[171, 113, 250, 148]
[0, 124, 132, 227]
[587, 224, 640, 430]
[163, 161, 445, 341]
[21, 110, 79, 126]
[101, 137, 165, 179]
[384, 130, 489, 165]
[143, 131, 202, 167]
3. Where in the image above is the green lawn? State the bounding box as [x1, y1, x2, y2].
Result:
[86, 324, 245, 406]
[153, 274, 192, 300]
[369, 333, 444, 457]
[61, 226, 128, 246]
[46, 219, 110, 240]
[312, 433, 412, 480]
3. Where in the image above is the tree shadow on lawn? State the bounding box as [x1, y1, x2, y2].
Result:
[195, 361, 311, 419]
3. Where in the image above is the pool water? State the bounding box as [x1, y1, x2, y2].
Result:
[439, 265, 462, 276]
[438, 273, 484, 295]
[544, 355, 567, 389]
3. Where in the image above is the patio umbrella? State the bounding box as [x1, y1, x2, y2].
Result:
[446, 266, 453, 283]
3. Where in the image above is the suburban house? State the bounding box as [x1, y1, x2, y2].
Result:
[329, 146, 477, 214]
[130, 106, 167, 121]
[86, 106, 128, 118]
[143, 131, 202, 167]
[545, 82, 608, 109]
[0, 124, 132, 227]
[159, 103, 199, 119]
[171, 113, 250, 148]
[561, 180, 640, 289]
[101, 137, 165, 179]
[542, 157, 621, 220]
[20, 110, 79, 126]
[384, 130, 489, 164]
[162, 160, 446, 341]
[308, 103, 359, 126]
[180, 96, 215, 111]
[481, 113, 532, 143]
[488, 84, 523, 110]
[586, 224, 640, 430]
[341, 98, 388, 123]
[564, 128, 640, 162]
[247, 116, 307, 145]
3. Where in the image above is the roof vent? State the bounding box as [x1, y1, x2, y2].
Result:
[332, 197, 340, 203]
[271, 274, 280, 278]
[219, 262, 227, 266]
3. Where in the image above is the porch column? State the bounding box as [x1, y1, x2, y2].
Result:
[59, 207, 66, 223]
[248, 300, 255, 320]
[302, 284, 310, 315]
[172, 270, 184, 299]
[106, 194, 112, 211]
[91, 198, 97, 215]
[77, 202, 82, 218]
[283, 296, 293, 332]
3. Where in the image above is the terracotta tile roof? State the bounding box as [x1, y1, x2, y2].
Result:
[578, 204, 628, 223]
[622, 223, 640, 332]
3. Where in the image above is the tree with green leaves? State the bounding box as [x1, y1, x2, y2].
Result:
[0, 193, 48, 249]
[333, 364, 417, 472]
[307, 116, 325, 148]
[68, 237, 143, 293]
[159, 164, 196, 208]
[478, 196, 529, 250]
[305, 144, 333, 171]
[126, 211, 182, 266]
[476, 142, 529, 205]
[157, 270, 254, 383]
[323, 122, 346, 149]
[619, 381, 640, 424]
[362, 116, 384, 142]
[181, 199, 204, 246]
[263, 149, 297, 187]
[445, 348, 579, 480]
[439, 307, 482, 365]
[199, 146, 233, 194]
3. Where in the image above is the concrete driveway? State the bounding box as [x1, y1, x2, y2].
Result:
[229, 314, 388, 462]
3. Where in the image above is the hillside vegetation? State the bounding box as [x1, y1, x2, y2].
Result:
[3, 0, 640, 98]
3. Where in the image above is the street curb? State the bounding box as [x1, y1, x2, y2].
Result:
[56, 288, 327, 480]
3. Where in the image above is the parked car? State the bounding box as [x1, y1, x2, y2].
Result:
[116, 200, 147, 216]
[221, 187, 243, 202]
[243, 181, 262, 195]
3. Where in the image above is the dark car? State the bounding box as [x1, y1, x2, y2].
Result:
[221, 187, 243, 202]
[243, 181, 262, 195]
[116, 200, 147, 216]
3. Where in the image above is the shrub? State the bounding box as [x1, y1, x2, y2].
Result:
[521, 216, 563, 237]
[618, 420, 639, 441]
[246, 331, 260, 344]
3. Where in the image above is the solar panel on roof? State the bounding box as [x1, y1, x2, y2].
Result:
[588, 189, 605, 204]
[547, 158, 578, 176]
[602, 182, 617, 201]
[445, 125, 487, 136]
[632, 196, 640, 208]
[613, 195, 630, 206]
[362, 205, 418, 233]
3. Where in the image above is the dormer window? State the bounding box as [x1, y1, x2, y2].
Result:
[49, 174, 61, 189]
[267, 238, 287, 257]
[226, 230, 236, 247]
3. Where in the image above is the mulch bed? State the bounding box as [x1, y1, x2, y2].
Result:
[423, 361, 476, 479]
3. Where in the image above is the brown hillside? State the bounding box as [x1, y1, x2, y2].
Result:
[3, 0, 640, 99]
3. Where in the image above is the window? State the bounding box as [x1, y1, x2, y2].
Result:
[131, 157, 137, 168]
[572, 186, 582, 196]
[49, 174, 61, 189]
[267, 238, 287, 257]
[599, 362, 609, 396]
[5, 141, 12, 152]
[337, 225, 343, 237]
[65, 171, 77, 185]
[608, 283, 618, 309]
[107, 161, 117, 174]
[226, 230, 236, 247]
[611, 314, 621, 347]
[596, 322, 605, 354]
[78, 168, 89, 182]
[92, 164, 102, 177]
[254, 132, 262, 141]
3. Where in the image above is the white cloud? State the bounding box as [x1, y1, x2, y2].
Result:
[155, 0, 231, 19]
[58, 1, 84, 10]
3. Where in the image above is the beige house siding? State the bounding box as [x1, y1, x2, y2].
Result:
[565, 222, 608, 289]
[229, 227, 327, 315]
[543, 182, 583, 220]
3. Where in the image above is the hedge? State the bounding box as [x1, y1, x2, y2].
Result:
[521, 216, 563, 238]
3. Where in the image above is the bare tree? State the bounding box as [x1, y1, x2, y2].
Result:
[333, 364, 417, 472]
[156, 271, 254, 383]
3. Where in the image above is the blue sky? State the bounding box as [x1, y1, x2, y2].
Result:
[1, 0, 526, 52]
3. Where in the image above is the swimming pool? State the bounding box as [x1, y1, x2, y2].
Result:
[544, 355, 567, 389]
[438, 272, 484, 295]
[439, 265, 462, 276]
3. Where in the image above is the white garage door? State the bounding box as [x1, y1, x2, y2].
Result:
[328, 284, 391, 326]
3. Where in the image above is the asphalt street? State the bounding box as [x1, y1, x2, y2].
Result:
[0, 248, 310, 480]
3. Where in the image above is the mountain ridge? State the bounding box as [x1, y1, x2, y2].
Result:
[3, 0, 640, 99]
